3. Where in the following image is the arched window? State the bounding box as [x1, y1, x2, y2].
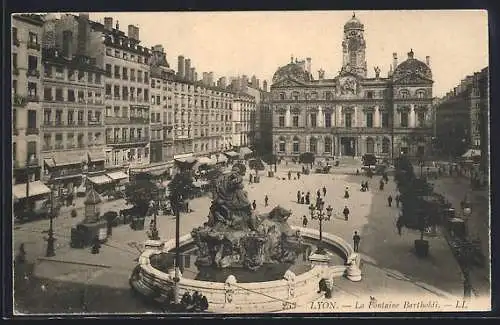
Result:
[349, 52, 357, 66]
[293, 92, 300, 101]
[366, 137, 375, 154]
[324, 137, 332, 153]
[279, 93, 285, 100]
[382, 137, 390, 154]
[278, 136, 286, 153]
[416, 89, 426, 99]
[293, 136, 300, 153]
[399, 89, 410, 98]
[325, 92, 332, 101]
[309, 137, 317, 153]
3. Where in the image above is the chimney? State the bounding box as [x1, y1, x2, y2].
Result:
[426, 55, 430, 66]
[208, 72, 214, 86]
[77, 13, 90, 55]
[190, 67, 195, 82]
[104, 17, 113, 30]
[177, 55, 185, 79]
[392, 52, 398, 70]
[184, 58, 191, 81]
[62, 30, 73, 59]
[128, 25, 136, 40]
[220, 77, 227, 88]
[194, 72, 198, 82]
[251, 75, 257, 87]
[203, 72, 209, 85]
[115, 20, 120, 30]
[306, 57, 311, 73]
[263, 80, 268, 92]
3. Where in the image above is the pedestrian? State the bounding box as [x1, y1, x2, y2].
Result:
[305, 192, 311, 205]
[264, 195, 269, 207]
[396, 217, 403, 236]
[395, 195, 400, 208]
[106, 216, 113, 237]
[379, 179, 385, 191]
[252, 200, 257, 210]
[297, 172, 301, 180]
[343, 206, 350, 221]
[302, 215, 308, 227]
[387, 195, 393, 207]
[91, 235, 101, 254]
[297, 190, 301, 203]
[16, 243, 26, 265]
[288, 171, 292, 180]
[353, 231, 361, 252]
[316, 189, 321, 198]
[356, 169, 360, 176]
[249, 174, 253, 183]
[301, 192, 305, 204]
[344, 187, 350, 199]
[322, 186, 327, 197]
[365, 181, 369, 191]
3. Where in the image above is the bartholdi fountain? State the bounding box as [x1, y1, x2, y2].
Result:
[130, 165, 362, 313]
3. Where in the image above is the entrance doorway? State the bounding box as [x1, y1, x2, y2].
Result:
[341, 137, 356, 157]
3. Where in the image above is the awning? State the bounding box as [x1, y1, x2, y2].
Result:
[106, 171, 129, 181]
[175, 156, 198, 164]
[13, 181, 51, 199]
[88, 175, 113, 185]
[462, 149, 481, 158]
[55, 156, 83, 166]
[197, 156, 215, 165]
[224, 151, 239, 158]
[217, 154, 228, 162]
[240, 147, 253, 156]
[44, 158, 55, 168]
[88, 151, 106, 162]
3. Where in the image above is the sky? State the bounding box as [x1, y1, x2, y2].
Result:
[83, 10, 488, 97]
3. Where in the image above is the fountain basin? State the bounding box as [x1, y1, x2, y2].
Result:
[131, 227, 355, 313]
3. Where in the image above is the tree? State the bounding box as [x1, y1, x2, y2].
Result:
[299, 152, 315, 169]
[168, 159, 197, 212]
[124, 173, 159, 217]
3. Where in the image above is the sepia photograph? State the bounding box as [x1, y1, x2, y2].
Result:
[10, 10, 490, 315]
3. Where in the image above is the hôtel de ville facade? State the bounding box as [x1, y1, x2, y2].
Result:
[270, 14, 434, 160]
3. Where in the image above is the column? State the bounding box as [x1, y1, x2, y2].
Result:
[285, 105, 291, 127]
[336, 105, 342, 126]
[317, 106, 323, 127]
[410, 104, 415, 128]
[374, 106, 380, 127]
[353, 106, 358, 128]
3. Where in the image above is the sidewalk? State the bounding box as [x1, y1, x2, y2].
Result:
[431, 176, 491, 298]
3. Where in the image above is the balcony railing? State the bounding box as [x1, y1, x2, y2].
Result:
[137, 77, 143, 83]
[27, 42, 41, 51]
[130, 76, 136, 82]
[27, 95, 39, 102]
[114, 73, 121, 79]
[130, 117, 150, 124]
[13, 38, 20, 47]
[105, 94, 112, 100]
[42, 145, 53, 151]
[25, 127, 39, 135]
[106, 136, 150, 145]
[27, 69, 40, 78]
[13, 67, 19, 75]
[55, 144, 64, 150]
[88, 120, 103, 127]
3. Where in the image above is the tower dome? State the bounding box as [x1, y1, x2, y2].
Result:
[272, 60, 312, 84]
[344, 13, 364, 31]
[393, 49, 432, 81]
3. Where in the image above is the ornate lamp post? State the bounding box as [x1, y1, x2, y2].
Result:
[151, 198, 160, 240]
[309, 200, 333, 252]
[45, 185, 57, 257]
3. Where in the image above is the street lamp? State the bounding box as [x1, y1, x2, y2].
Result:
[45, 185, 57, 257]
[309, 200, 333, 252]
[150, 198, 160, 240]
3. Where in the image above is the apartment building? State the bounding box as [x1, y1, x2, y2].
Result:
[12, 14, 51, 204]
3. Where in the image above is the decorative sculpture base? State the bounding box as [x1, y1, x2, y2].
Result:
[346, 253, 362, 282]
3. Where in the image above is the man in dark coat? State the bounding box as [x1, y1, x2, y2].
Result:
[388, 195, 393, 207]
[353, 231, 361, 252]
[252, 200, 257, 210]
[343, 206, 350, 221]
[322, 186, 327, 197]
[302, 215, 308, 227]
[297, 190, 301, 203]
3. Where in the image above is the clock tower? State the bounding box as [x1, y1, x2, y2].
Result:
[341, 13, 367, 78]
